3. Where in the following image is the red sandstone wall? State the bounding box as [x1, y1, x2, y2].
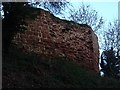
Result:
[12, 9, 99, 72]
[91, 31, 99, 72]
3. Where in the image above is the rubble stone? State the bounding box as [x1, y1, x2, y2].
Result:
[12, 8, 99, 73]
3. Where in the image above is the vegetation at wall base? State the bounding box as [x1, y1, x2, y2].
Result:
[2, 45, 120, 88]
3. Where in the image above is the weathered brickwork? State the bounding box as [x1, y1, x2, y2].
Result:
[12, 8, 99, 72]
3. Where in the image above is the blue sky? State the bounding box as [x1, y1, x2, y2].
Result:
[88, 2, 118, 24]
[71, 2, 118, 25]
[55, 1, 118, 30]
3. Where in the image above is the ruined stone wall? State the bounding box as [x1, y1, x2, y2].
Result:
[12, 8, 99, 72]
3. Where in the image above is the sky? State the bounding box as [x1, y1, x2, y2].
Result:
[86, 2, 118, 24]
[1, 1, 118, 24]
[68, 2, 118, 27]
[55, 1, 118, 30]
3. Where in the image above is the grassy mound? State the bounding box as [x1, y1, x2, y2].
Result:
[2, 45, 120, 88]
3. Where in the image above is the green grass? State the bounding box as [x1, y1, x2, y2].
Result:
[2, 45, 120, 88]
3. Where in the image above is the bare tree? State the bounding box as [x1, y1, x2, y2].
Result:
[29, 0, 69, 14]
[100, 20, 120, 77]
[103, 20, 120, 51]
[69, 3, 104, 32]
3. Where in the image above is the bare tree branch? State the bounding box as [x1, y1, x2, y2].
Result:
[103, 20, 120, 51]
[69, 3, 104, 32]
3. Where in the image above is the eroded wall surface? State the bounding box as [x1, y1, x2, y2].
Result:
[12, 8, 99, 72]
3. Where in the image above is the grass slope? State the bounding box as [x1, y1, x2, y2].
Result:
[2, 45, 120, 88]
